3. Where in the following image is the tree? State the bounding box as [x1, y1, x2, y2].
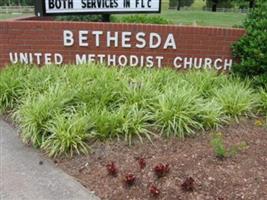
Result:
[169, 0, 194, 10]
[205, 0, 234, 12]
[234, 0, 257, 8]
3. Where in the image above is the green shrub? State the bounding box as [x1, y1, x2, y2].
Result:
[213, 80, 259, 120]
[252, 74, 267, 91]
[13, 84, 79, 147]
[196, 99, 226, 129]
[55, 15, 102, 22]
[153, 85, 202, 138]
[0, 65, 29, 113]
[114, 15, 170, 24]
[90, 105, 153, 145]
[0, 64, 264, 157]
[259, 89, 267, 112]
[183, 70, 228, 97]
[232, 0, 267, 77]
[42, 112, 93, 157]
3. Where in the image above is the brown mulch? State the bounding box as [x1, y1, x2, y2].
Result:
[57, 119, 267, 200]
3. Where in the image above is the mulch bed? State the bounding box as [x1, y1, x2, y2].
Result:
[56, 119, 267, 200]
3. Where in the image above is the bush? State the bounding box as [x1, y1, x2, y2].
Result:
[0, 65, 29, 113]
[42, 112, 93, 157]
[0, 64, 263, 157]
[153, 85, 203, 138]
[55, 15, 103, 22]
[213, 80, 259, 120]
[232, 0, 267, 77]
[114, 15, 170, 24]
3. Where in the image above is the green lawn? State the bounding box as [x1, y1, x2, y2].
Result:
[157, 10, 246, 27]
[113, 0, 246, 27]
[0, 13, 30, 20]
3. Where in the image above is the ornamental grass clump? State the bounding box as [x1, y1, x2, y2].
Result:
[196, 99, 227, 129]
[13, 84, 79, 147]
[91, 104, 153, 145]
[0, 64, 264, 157]
[0, 65, 29, 113]
[183, 69, 228, 98]
[153, 85, 203, 138]
[41, 112, 93, 157]
[213, 80, 259, 121]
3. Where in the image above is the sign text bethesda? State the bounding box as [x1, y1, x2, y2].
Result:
[9, 30, 233, 70]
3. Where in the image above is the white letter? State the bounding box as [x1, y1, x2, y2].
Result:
[204, 58, 212, 69]
[9, 52, 18, 64]
[34, 53, 42, 65]
[97, 54, 106, 63]
[88, 54, 95, 63]
[79, 30, 89, 47]
[122, 32, 132, 48]
[44, 53, 52, 65]
[118, 55, 128, 67]
[54, 53, 63, 64]
[193, 58, 203, 69]
[136, 32, 146, 48]
[163, 34, 176, 49]
[184, 57, 193, 69]
[173, 56, 183, 69]
[92, 31, 103, 47]
[224, 59, 232, 70]
[156, 56, 164, 68]
[63, 30, 74, 46]
[107, 32, 119, 47]
[150, 33, 161, 49]
[19, 53, 28, 64]
[76, 54, 87, 64]
[146, 56, 154, 68]
[214, 58, 223, 70]
[107, 54, 116, 66]
[130, 55, 139, 67]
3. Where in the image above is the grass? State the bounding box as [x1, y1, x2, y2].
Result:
[113, 11, 246, 27]
[112, 0, 246, 27]
[0, 64, 264, 157]
[0, 13, 30, 20]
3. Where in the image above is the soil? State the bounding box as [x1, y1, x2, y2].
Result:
[57, 119, 267, 200]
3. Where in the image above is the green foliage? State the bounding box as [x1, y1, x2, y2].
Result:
[152, 85, 203, 137]
[169, 0, 194, 8]
[55, 15, 103, 22]
[197, 99, 226, 129]
[259, 89, 267, 112]
[206, 0, 235, 9]
[211, 132, 249, 159]
[114, 15, 170, 24]
[232, 0, 267, 77]
[42, 112, 92, 157]
[0, 64, 264, 157]
[211, 132, 226, 159]
[252, 74, 267, 90]
[0, 0, 34, 6]
[213, 80, 259, 120]
[0, 65, 29, 113]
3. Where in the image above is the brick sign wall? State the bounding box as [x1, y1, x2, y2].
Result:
[0, 18, 245, 70]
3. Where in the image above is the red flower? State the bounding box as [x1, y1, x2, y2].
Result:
[138, 157, 146, 170]
[149, 185, 160, 197]
[181, 177, 195, 192]
[154, 163, 170, 178]
[124, 173, 136, 186]
[106, 162, 118, 176]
